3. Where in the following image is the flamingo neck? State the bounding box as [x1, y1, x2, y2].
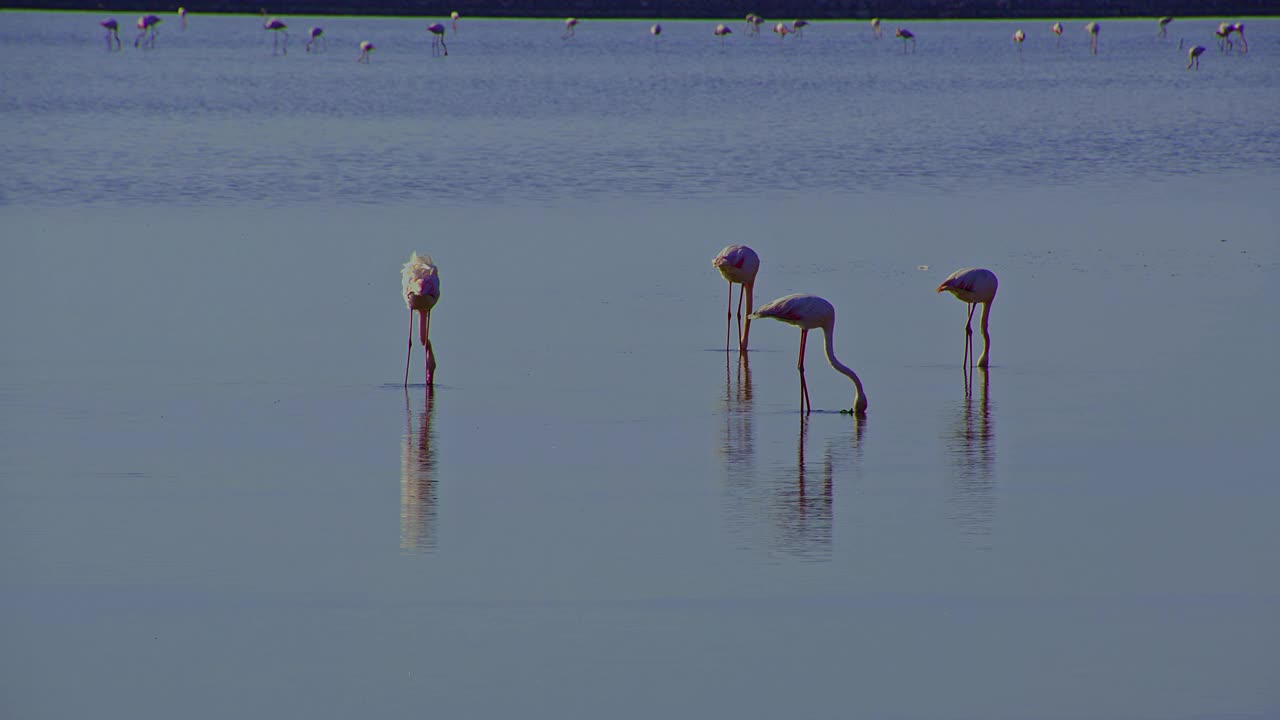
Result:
[740, 283, 755, 350]
[821, 323, 867, 414]
[976, 301, 992, 367]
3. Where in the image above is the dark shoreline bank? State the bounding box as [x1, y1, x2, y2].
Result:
[6, 1, 1278, 19]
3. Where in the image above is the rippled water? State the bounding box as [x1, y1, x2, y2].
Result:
[2, 11, 1279, 720]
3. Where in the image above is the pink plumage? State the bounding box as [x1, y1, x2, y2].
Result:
[750, 293, 868, 415]
[713, 245, 760, 352]
[402, 253, 441, 386]
[937, 268, 998, 368]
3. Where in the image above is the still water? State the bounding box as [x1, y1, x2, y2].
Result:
[2, 11, 1279, 719]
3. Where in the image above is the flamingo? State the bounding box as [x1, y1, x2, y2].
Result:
[262, 13, 288, 55]
[1158, 16, 1173, 37]
[1084, 21, 1099, 55]
[100, 18, 121, 51]
[563, 17, 578, 39]
[650, 23, 662, 43]
[712, 245, 760, 353]
[895, 27, 915, 52]
[749, 294, 868, 416]
[1051, 22, 1063, 47]
[427, 22, 448, 56]
[745, 14, 757, 34]
[936, 268, 998, 368]
[178, 7, 187, 30]
[1229, 22, 1248, 53]
[1186, 44, 1206, 69]
[133, 15, 161, 49]
[871, 17, 882, 39]
[1215, 23, 1233, 52]
[792, 19, 809, 37]
[402, 253, 441, 386]
[306, 27, 325, 52]
[773, 22, 792, 40]
[357, 39, 375, 63]
[451, 11, 460, 32]
[714, 23, 733, 44]
[1013, 28, 1025, 51]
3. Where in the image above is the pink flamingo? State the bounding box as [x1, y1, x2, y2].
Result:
[133, 15, 161, 49]
[1051, 22, 1063, 47]
[357, 40, 375, 62]
[713, 245, 760, 353]
[773, 22, 792, 40]
[745, 14, 758, 34]
[714, 23, 733, 44]
[1158, 16, 1173, 37]
[402, 253, 441, 386]
[262, 14, 288, 55]
[650, 23, 662, 43]
[306, 27, 325, 52]
[178, 7, 187, 30]
[749, 294, 868, 416]
[427, 22, 448, 56]
[937, 268, 998, 368]
[563, 17, 578, 39]
[1229, 22, 1248, 53]
[100, 18, 121, 51]
[451, 11, 460, 32]
[895, 27, 915, 52]
[1215, 23, 1233, 52]
[1013, 28, 1025, 51]
[1084, 21, 1099, 55]
[871, 17, 882, 39]
[1187, 44, 1206, 69]
[791, 19, 809, 37]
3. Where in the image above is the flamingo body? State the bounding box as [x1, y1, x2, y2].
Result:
[937, 268, 998, 368]
[871, 17, 882, 38]
[1187, 44, 1206, 69]
[357, 40, 375, 62]
[402, 253, 441, 386]
[427, 22, 449, 56]
[714, 23, 733, 41]
[1158, 16, 1173, 37]
[563, 17, 578, 39]
[101, 18, 121, 50]
[1085, 21, 1099, 54]
[713, 245, 760, 352]
[750, 294, 868, 415]
[134, 14, 161, 48]
[264, 16, 289, 54]
[306, 27, 325, 52]
[895, 27, 916, 52]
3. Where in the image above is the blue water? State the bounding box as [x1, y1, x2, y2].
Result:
[2, 11, 1279, 720]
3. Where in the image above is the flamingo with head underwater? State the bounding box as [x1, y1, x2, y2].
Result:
[100, 18, 121, 50]
[895, 27, 915, 52]
[937, 268, 998, 368]
[749, 294, 868, 415]
[427, 22, 448, 56]
[403, 253, 441, 386]
[713, 245, 760, 353]
[262, 12, 289, 55]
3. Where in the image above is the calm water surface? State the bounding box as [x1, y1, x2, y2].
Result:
[2, 11, 1279, 719]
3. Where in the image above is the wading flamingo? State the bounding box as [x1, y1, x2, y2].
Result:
[306, 27, 325, 52]
[134, 15, 161, 48]
[1187, 44, 1206, 69]
[1158, 16, 1173, 37]
[895, 27, 915, 52]
[745, 14, 757, 34]
[713, 245, 760, 353]
[427, 22, 448, 56]
[792, 19, 809, 37]
[357, 39, 375, 62]
[749, 294, 868, 415]
[937, 268, 998, 368]
[871, 18, 882, 39]
[1229, 22, 1248, 53]
[1215, 23, 1233, 52]
[100, 18, 121, 50]
[178, 7, 187, 30]
[1085, 21, 1099, 54]
[563, 18, 578, 39]
[650, 23, 662, 43]
[773, 22, 792, 40]
[714, 23, 733, 44]
[403, 253, 441, 386]
[1013, 28, 1025, 51]
[451, 11, 459, 32]
[263, 13, 289, 55]
[1051, 22, 1063, 47]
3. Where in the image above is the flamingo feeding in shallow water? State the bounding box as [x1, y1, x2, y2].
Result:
[402, 253, 441, 387]
[871, 17, 882, 39]
[262, 13, 288, 55]
[713, 245, 760, 353]
[178, 7, 187, 30]
[792, 19, 809, 37]
[357, 39, 375, 62]
[895, 27, 915, 52]
[1158, 16, 1173, 37]
[1013, 28, 1025, 51]
[773, 22, 792, 40]
[563, 18, 578, 39]
[749, 294, 868, 416]
[1187, 44, 1206, 69]
[1084, 21, 1099, 54]
[1051, 22, 1064, 47]
[100, 18, 121, 50]
[937, 268, 998, 368]
[427, 22, 448, 56]
[306, 27, 325, 52]
[134, 15, 161, 48]
[714, 23, 733, 43]
[650, 23, 662, 43]
[451, 11, 460, 32]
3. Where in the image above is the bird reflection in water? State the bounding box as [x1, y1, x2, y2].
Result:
[400, 387, 438, 553]
[775, 415, 866, 560]
[946, 366, 996, 543]
[719, 352, 755, 474]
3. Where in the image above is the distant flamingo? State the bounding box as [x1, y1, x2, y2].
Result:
[262, 13, 288, 55]
[773, 22, 792, 40]
[1229, 22, 1248, 53]
[100, 18, 121, 50]
[427, 22, 448, 56]
[714, 23, 733, 44]
[134, 15, 161, 48]
[402, 253, 441, 387]
[1187, 44, 1206, 69]
[650, 23, 662, 43]
[306, 27, 325, 52]
[745, 14, 759, 34]
[563, 17, 578, 39]
[1158, 16, 1173, 37]
[1013, 28, 1025, 51]
[713, 245, 760, 353]
[1051, 22, 1063, 47]
[871, 17, 882, 39]
[451, 11, 460, 32]
[1215, 23, 1233, 52]
[895, 27, 915, 52]
[178, 7, 187, 31]
[937, 268, 998, 368]
[749, 294, 868, 415]
[792, 19, 809, 37]
[1085, 21, 1099, 55]
[357, 39, 375, 62]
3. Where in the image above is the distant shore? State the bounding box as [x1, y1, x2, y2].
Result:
[6, 0, 1278, 20]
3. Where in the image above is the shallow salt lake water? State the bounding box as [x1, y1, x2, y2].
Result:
[2, 11, 1279, 719]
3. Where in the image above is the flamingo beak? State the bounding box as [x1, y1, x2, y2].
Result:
[935, 284, 949, 293]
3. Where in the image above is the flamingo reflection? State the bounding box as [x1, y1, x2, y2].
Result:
[401, 388, 439, 552]
[946, 366, 996, 543]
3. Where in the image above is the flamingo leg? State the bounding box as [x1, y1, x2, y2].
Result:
[734, 284, 745, 350]
[965, 303, 976, 367]
[421, 310, 434, 386]
[798, 329, 811, 414]
[725, 281, 733, 351]
[404, 308, 414, 387]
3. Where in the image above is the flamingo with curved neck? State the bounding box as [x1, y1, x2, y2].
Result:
[750, 293, 867, 415]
